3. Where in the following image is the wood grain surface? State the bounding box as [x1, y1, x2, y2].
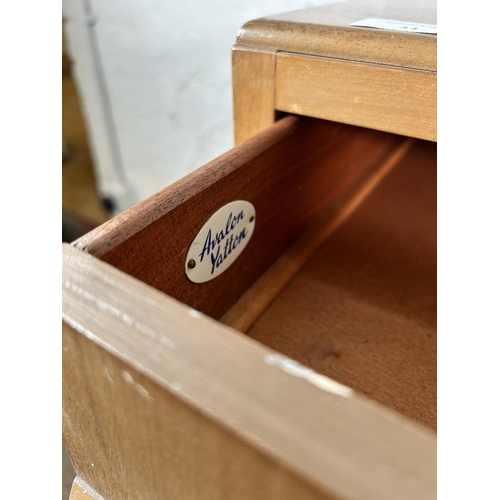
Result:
[73, 116, 400, 320]
[63, 244, 436, 500]
[233, 1, 436, 142]
[69, 483, 92, 500]
[275, 53, 436, 141]
[232, 46, 277, 145]
[247, 140, 437, 430]
[69, 479, 103, 500]
[221, 137, 415, 331]
[238, 0, 436, 71]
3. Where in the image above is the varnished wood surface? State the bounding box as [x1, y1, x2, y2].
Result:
[221, 137, 415, 331]
[238, 0, 436, 71]
[63, 321, 330, 500]
[73, 116, 302, 257]
[63, 244, 436, 500]
[275, 53, 436, 142]
[233, 1, 436, 142]
[74, 116, 399, 319]
[69, 479, 103, 500]
[69, 482, 90, 500]
[70, 483, 91, 500]
[232, 46, 277, 145]
[247, 140, 437, 430]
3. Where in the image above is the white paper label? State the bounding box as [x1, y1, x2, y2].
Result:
[185, 200, 256, 283]
[350, 18, 437, 35]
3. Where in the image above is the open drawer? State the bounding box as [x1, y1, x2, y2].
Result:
[63, 115, 436, 500]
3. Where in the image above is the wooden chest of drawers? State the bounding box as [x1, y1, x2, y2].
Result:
[63, 1, 436, 499]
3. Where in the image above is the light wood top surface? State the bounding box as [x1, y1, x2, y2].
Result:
[237, 0, 436, 71]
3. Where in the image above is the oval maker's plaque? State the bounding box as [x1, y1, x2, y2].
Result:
[185, 200, 256, 283]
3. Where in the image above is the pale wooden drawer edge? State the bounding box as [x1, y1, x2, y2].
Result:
[63, 243, 436, 500]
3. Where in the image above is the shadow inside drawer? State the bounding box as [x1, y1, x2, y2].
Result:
[246, 140, 436, 430]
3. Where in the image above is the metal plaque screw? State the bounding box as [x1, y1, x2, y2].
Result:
[249, 216, 255, 222]
[187, 259, 196, 269]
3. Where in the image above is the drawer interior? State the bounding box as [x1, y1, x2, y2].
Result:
[243, 140, 436, 430]
[73, 115, 436, 431]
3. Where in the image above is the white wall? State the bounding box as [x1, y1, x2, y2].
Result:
[63, 0, 327, 214]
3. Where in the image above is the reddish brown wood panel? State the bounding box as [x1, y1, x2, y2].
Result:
[247, 140, 437, 429]
[221, 138, 415, 332]
[74, 116, 402, 319]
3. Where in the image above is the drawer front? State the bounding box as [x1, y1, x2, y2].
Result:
[63, 243, 436, 500]
[275, 53, 436, 142]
